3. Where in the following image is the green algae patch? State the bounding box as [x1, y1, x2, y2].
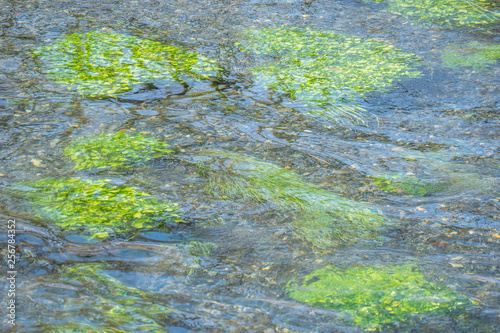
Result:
[287, 265, 472, 330]
[372, 173, 447, 196]
[65, 132, 174, 170]
[34, 30, 220, 97]
[237, 27, 421, 125]
[44, 263, 173, 332]
[442, 42, 500, 70]
[21, 178, 182, 238]
[368, 0, 500, 31]
[184, 241, 218, 256]
[193, 150, 386, 250]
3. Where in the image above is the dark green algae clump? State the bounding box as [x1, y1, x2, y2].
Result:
[17, 178, 182, 238]
[34, 30, 220, 97]
[191, 150, 387, 250]
[238, 27, 421, 126]
[65, 132, 174, 170]
[287, 265, 473, 330]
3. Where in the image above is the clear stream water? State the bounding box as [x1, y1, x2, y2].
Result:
[0, 0, 499, 332]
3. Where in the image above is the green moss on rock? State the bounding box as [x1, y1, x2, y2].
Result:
[193, 150, 386, 250]
[21, 178, 182, 238]
[238, 27, 421, 125]
[287, 265, 472, 330]
[34, 31, 220, 97]
[442, 42, 500, 70]
[65, 132, 174, 170]
[368, 0, 500, 31]
[372, 173, 447, 196]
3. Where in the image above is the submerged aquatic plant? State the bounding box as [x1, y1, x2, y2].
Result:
[34, 31, 220, 97]
[442, 42, 500, 70]
[372, 173, 447, 196]
[184, 241, 218, 256]
[194, 151, 386, 250]
[44, 263, 172, 332]
[287, 265, 472, 330]
[238, 27, 421, 125]
[19, 178, 181, 238]
[65, 132, 174, 170]
[368, 0, 500, 31]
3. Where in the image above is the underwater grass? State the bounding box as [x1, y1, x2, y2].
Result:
[44, 263, 172, 332]
[368, 0, 500, 31]
[65, 131, 174, 170]
[372, 173, 447, 196]
[195, 150, 386, 250]
[442, 42, 500, 70]
[237, 27, 421, 126]
[34, 30, 220, 97]
[17, 178, 182, 238]
[287, 265, 472, 330]
[184, 241, 218, 257]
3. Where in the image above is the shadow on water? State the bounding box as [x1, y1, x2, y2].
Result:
[0, 0, 499, 331]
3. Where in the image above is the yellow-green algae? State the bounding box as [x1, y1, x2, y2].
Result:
[372, 173, 447, 196]
[367, 0, 500, 31]
[238, 27, 421, 125]
[20, 178, 181, 238]
[34, 31, 220, 97]
[194, 151, 386, 250]
[442, 42, 500, 70]
[287, 265, 472, 330]
[65, 132, 174, 170]
[44, 263, 172, 332]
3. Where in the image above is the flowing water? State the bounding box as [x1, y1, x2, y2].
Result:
[0, 0, 499, 332]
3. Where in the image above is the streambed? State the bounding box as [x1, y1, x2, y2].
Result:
[0, 0, 499, 332]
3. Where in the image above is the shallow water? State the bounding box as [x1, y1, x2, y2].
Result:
[0, 0, 499, 332]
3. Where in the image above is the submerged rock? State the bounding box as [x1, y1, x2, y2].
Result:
[287, 265, 473, 330]
[237, 27, 421, 126]
[34, 31, 220, 97]
[65, 132, 174, 170]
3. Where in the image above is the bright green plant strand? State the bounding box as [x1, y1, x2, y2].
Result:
[195, 150, 386, 249]
[238, 27, 421, 125]
[287, 265, 472, 330]
[65, 132, 174, 170]
[20, 178, 182, 238]
[34, 31, 220, 97]
[442, 42, 500, 70]
[368, 0, 500, 30]
[44, 263, 172, 332]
